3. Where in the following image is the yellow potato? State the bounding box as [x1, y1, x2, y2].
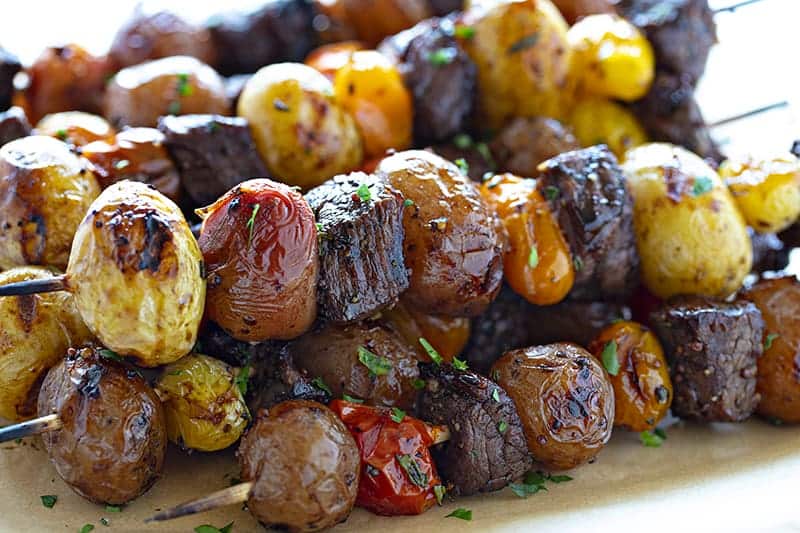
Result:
[568, 14, 655, 102]
[67, 180, 205, 366]
[569, 97, 647, 159]
[622, 143, 752, 299]
[0, 266, 92, 422]
[460, 0, 573, 128]
[719, 153, 800, 234]
[155, 353, 249, 452]
[0, 136, 101, 270]
[237, 63, 363, 190]
[35, 111, 115, 147]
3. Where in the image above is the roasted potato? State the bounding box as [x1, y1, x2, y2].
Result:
[305, 41, 365, 80]
[376, 150, 505, 317]
[719, 153, 800, 234]
[382, 301, 470, 362]
[35, 112, 115, 147]
[237, 63, 364, 190]
[332, 50, 413, 158]
[0, 266, 92, 422]
[491, 342, 614, 470]
[569, 97, 647, 159]
[741, 276, 800, 423]
[480, 173, 574, 305]
[588, 321, 671, 431]
[67, 181, 205, 366]
[551, 0, 616, 24]
[104, 56, 230, 128]
[0, 136, 101, 270]
[155, 353, 249, 452]
[290, 321, 421, 410]
[314, 0, 431, 46]
[460, 0, 572, 128]
[197, 179, 318, 342]
[622, 143, 752, 299]
[567, 14, 655, 102]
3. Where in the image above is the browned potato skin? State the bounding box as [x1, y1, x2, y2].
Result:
[741, 276, 800, 423]
[588, 321, 672, 431]
[491, 342, 614, 470]
[376, 150, 506, 317]
[103, 56, 229, 128]
[238, 400, 360, 532]
[38, 345, 167, 505]
[314, 0, 431, 47]
[35, 111, 116, 147]
[551, 0, 616, 24]
[0, 136, 101, 270]
[290, 321, 421, 410]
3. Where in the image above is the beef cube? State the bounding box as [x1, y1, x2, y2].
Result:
[650, 296, 764, 422]
[0, 46, 20, 111]
[417, 363, 531, 495]
[749, 229, 789, 274]
[490, 117, 580, 179]
[158, 114, 267, 206]
[0, 107, 31, 148]
[537, 145, 639, 300]
[428, 0, 462, 16]
[305, 172, 409, 323]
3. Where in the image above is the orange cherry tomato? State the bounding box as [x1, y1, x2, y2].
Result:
[329, 400, 442, 516]
[382, 301, 470, 362]
[480, 173, 574, 305]
[305, 41, 365, 81]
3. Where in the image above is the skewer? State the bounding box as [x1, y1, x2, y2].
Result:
[714, 0, 768, 14]
[0, 275, 68, 297]
[0, 414, 61, 442]
[708, 101, 789, 128]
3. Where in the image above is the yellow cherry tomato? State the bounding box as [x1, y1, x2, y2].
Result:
[569, 97, 647, 159]
[305, 41, 365, 81]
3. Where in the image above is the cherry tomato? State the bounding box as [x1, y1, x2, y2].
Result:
[382, 301, 470, 362]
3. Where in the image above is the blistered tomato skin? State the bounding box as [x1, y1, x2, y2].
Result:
[588, 320, 672, 431]
[198, 178, 318, 342]
[480, 173, 574, 305]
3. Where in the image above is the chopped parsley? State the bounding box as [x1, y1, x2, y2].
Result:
[40, 495, 57, 508]
[79, 525, 94, 533]
[453, 133, 472, 150]
[396, 454, 428, 487]
[434, 484, 446, 505]
[390, 407, 406, 423]
[176, 73, 193, 97]
[98, 348, 122, 362]
[498, 420, 508, 433]
[419, 337, 443, 365]
[510, 471, 571, 498]
[508, 32, 539, 54]
[452, 357, 469, 371]
[427, 47, 458, 66]
[764, 333, 779, 350]
[601, 340, 620, 376]
[312, 376, 332, 395]
[55, 129, 68, 140]
[445, 508, 472, 521]
[691, 176, 713, 197]
[573, 256, 584, 272]
[528, 245, 539, 268]
[342, 394, 364, 403]
[454, 25, 476, 40]
[356, 183, 371, 202]
[105, 505, 121, 513]
[412, 378, 426, 390]
[475, 142, 496, 170]
[357, 346, 392, 376]
[403, 198, 415, 207]
[640, 428, 666, 447]
[234, 363, 251, 396]
[455, 158, 469, 176]
[544, 185, 560, 201]
[491, 388, 500, 402]
[549, 474, 573, 483]
[194, 523, 234, 533]
[246, 204, 261, 247]
[167, 100, 181, 115]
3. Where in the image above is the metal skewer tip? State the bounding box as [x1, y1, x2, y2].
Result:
[0, 414, 62, 443]
[145, 482, 254, 523]
[714, 0, 767, 14]
[0, 275, 68, 297]
[708, 101, 789, 128]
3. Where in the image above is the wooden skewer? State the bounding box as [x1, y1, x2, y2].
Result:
[0, 275, 68, 297]
[145, 482, 254, 523]
[0, 414, 62, 443]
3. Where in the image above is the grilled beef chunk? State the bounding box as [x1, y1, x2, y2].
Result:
[750, 229, 789, 274]
[417, 363, 531, 495]
[490, 117, 580, 179]
[0, 107, 31, 147]
[207, 0, 316, 76]
[158, 114, 267, 207]
[306, 172, 409, 323]
[433, 140, 496, 183]
[379, 16, 477, 144]
[617, 0, 716, 85]
[650, 296, 764, 422]
[0, 47, 21, 111]
[428, 0, 462, 15]
[463, 285, 630, 374]
[632, 72, 722, 161]
[538, 146, 639, 300]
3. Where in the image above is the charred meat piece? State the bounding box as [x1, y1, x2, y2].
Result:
[462, 285, 630, 374]
[617, 0, 716, 85]
[433, 139, 496, 182]
[158, 114, 267, 207]
[207, 0, 317, 76]
[417, 363, 531, 495]
[750, 229, 789, 274]
[0, 107, 31, 147]
[427, 0, 462, 15]
[538, 146, 639, 300]
[0, 46, 20, 111]
[306, 172, 409, 323]
[379, 16, 477, 144]
[490, 117, 580, 179]
[650, 296, 764, 422]
[632, 72, 722, 161]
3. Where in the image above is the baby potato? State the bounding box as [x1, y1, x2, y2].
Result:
[0, 136, 101, 270]
[376, 150, 505, 317]
[0, 266, 92, 422]
[67, 181, 205, 366]
[104, 56, 230, 128]
[567, 14, 655, 102]
[569, 97, 647, 159]
[36, 112, 116, 147]
[480, 173, 574, 305]
[460, 0, 573, 128]
[316, 0, 431, 46]
[622, 143, 752, 299]
[381, 300, 470, 362]
[551, 0, 616, 24]
[719, 153, 800, 234]
[237, 63, 364, 190]
[332, 50, 413, 158]
[155, 353, 249, 451]
[305, 41, 365, 80]
[491, 342, 614, 470]
[588, 321, 672, 431]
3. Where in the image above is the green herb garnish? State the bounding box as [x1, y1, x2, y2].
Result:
[491, 389, 500, 402]
[412, 378, 426, 390]
[498, 420, 508, 433]
[452, 357, 468, 371]
[427, 47, 457, 66]
[98, 348, 122, 362]
[573, 256, 584, 272]
[434, 484, 446, 505]
[544, 185, 560, 201]
[234, 363, 251, 396]
[453, 133, 472, 149]
[176, 73, 193, 97]
[194, 523, 234, 533]
[764, 333, 779, 350]
[692, 176, 713, 197]
[640, 429, 665, 447]
[549, 474, 573, 483]
[312, 376, 332, 395]
[419, 337, 443, 365]
[396, 454, 428, 487]
[55, 129, 68, 140]
[508, 32, 539, 54]
[356, 183, 371, 202]
[357, 346, 392, 376]
[455, 158, 469, 175]
[79, 525, 94, 533]
[40, 495, 57, 508]
[454, 25, 475, 39]
[390, 407, 406, 423]
[246, 204, 260, 247]
[445, 508, 472, 521]
[475, 142, 496, 170]
[403, 198, 415, 207]
[528, 245, 539, 268]
[105, 505, 121, 513]
[167, 100, 181, 115]
[601, 340, 619, 376]
[342, 394, 364, 403]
